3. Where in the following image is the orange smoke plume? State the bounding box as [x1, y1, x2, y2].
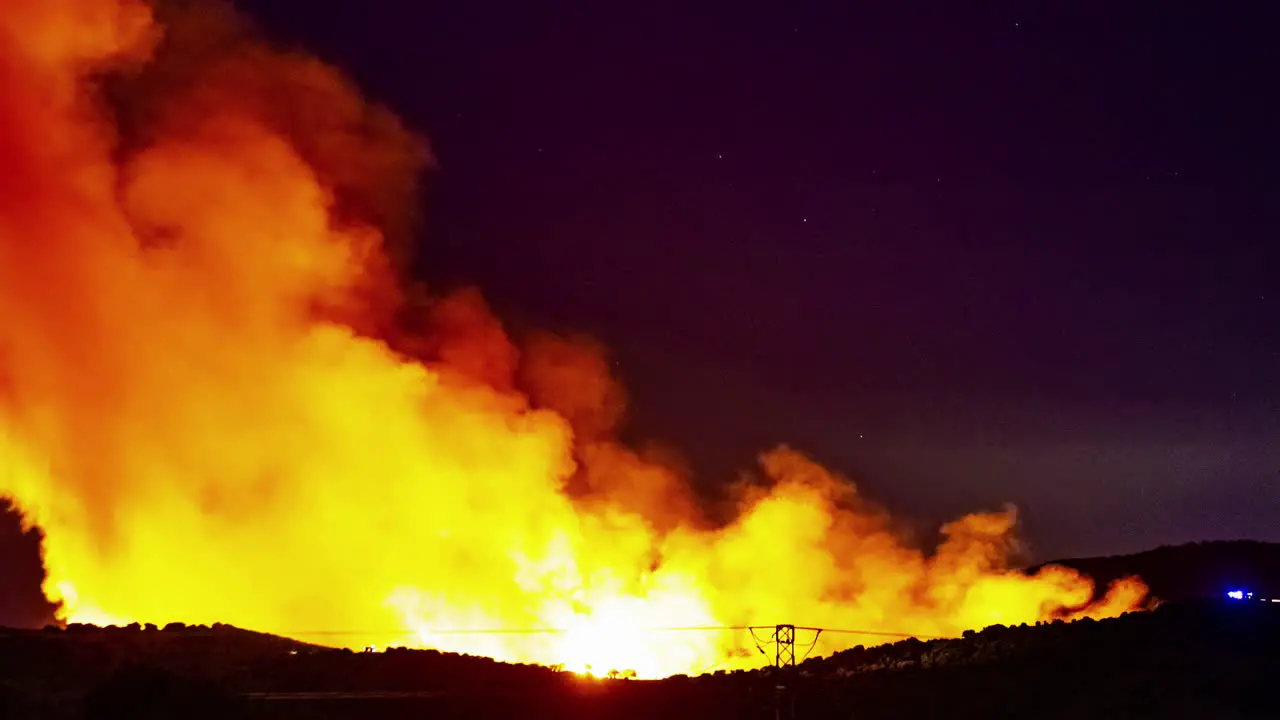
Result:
[0, 0, 1146, 678]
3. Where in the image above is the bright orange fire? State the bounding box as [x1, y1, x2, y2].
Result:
[0, 0, 1147, 679]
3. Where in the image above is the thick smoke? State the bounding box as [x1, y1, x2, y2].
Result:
[0, 0, 1146, 678]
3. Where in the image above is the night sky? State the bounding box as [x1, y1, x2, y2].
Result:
[2, 1, 1278, 625]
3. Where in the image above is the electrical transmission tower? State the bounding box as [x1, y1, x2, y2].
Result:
[773, 624, 796, 668]
[772, 624, 796, 720]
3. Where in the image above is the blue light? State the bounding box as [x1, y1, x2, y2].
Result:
[1227, 590, 1245, 600]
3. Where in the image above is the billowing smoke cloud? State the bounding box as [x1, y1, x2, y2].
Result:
[0, 0, 1146, 678]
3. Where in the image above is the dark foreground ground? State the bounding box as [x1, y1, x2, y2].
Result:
[2, 597, 1277, 719]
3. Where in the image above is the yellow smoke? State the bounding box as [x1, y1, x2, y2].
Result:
[0, 0, 1146, 679]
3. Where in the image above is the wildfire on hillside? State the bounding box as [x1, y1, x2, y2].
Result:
[0, 0, 1147, 679]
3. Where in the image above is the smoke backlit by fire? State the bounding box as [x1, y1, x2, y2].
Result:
[0, 0, 1147, 679]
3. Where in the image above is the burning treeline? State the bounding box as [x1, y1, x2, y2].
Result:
[0, 0, 1145, 678]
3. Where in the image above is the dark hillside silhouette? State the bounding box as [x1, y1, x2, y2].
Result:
[3, 598, 1280, 718]
[0, 501, 56, 628]
[1030, 540, 1280, 603]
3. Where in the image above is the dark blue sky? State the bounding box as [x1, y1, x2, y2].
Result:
[3, 3, 1276, 627]
[241, 1, 1277, 558]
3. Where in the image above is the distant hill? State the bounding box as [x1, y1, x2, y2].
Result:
[1029, 540, 1280, 603]
[5, 598, 1280, 718]
[781, 597, 1279, 718]
[0, 621, 570, 719]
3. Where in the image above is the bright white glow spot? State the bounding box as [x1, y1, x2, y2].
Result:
[1227, 591, 1244, 600]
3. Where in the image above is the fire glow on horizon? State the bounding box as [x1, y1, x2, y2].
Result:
[0, 0, 1147, 679]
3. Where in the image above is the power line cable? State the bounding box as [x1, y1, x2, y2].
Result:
[77, 623, 943, 644]
[817, 626, 943, 640]
[798, 628, 823, 662]
[747, 626, 773, 657]
[282, 625, 757, 637]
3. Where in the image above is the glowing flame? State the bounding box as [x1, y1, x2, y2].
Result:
[0, 0, 1147, 679]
